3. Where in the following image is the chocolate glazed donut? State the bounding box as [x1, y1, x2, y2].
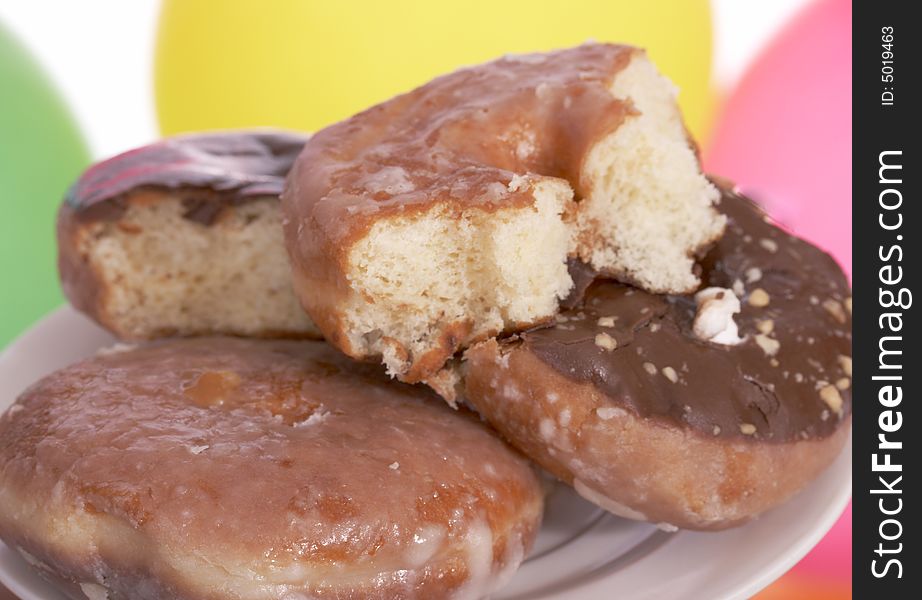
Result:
[56, 130, 320, 340]
[463, 189, 851, 530]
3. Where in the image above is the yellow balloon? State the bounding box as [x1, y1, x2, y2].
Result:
[156, 0, 714, 141]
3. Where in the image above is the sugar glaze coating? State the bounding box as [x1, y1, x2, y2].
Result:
[0, 338, 543, 599]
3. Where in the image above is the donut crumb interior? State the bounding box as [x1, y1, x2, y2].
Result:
[347, 178, 574, 379]
[575, 53, 725, 293]
[69, 196, 317, 339]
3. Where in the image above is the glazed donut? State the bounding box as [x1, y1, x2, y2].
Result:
[0, 338, 543, 599]
[282, 43, 724, 384]
[57, 130, 320, 340]
[463, 189, 852, 530]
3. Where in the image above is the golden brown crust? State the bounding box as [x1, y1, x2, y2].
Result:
[399, 320, 475, 383]
[0, 338, 543, 599]
[288, 267, 352, 348]
[463, 339, 849, 530]
[56, 201, 118, 334]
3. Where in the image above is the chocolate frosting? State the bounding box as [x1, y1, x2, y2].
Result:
[523, 190, 852, 442]
[65, 130, 309, 223]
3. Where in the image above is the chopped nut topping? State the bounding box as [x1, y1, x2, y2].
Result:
[838, 355, 852, 377]
[759, 238, 779, 253]
[96, 342, 138, 356]
[836, 377, 850, 390]
[756, 319, 774, 334]
[845, 297, 852, 314]
[389, 462, 400, 470]
[822, 299, 847, 324]
[754, 333, 780, 356]
[594, 332, 617, 351]
[732, 279, 746, 296]
[748, 288, 770, 307]
[819, 385, 843, 413]
[770, 358, 780, 367]
[661, 366, 678, 383]
[649, 322, 661, 333]
[740, 423, 757, 435]
[643, 362, 657, 375]
[597, 316, 616, 327]
[745, 267, 763, 283]
[713, 425, 721, 436]
[794, 373, 804, 383]
[809, 295, 820, 305]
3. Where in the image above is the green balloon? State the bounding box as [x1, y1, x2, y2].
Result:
[0, 22, 90, 347]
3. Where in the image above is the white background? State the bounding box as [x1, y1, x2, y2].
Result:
[1, 0, 810, 159]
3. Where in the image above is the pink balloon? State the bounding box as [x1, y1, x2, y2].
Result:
[793, 502, 852, 581]
[708, 1, 853, 592]
[705, 0, 851, 277]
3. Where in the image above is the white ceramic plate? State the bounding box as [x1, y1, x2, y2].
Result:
[0, 307, 852, 600]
